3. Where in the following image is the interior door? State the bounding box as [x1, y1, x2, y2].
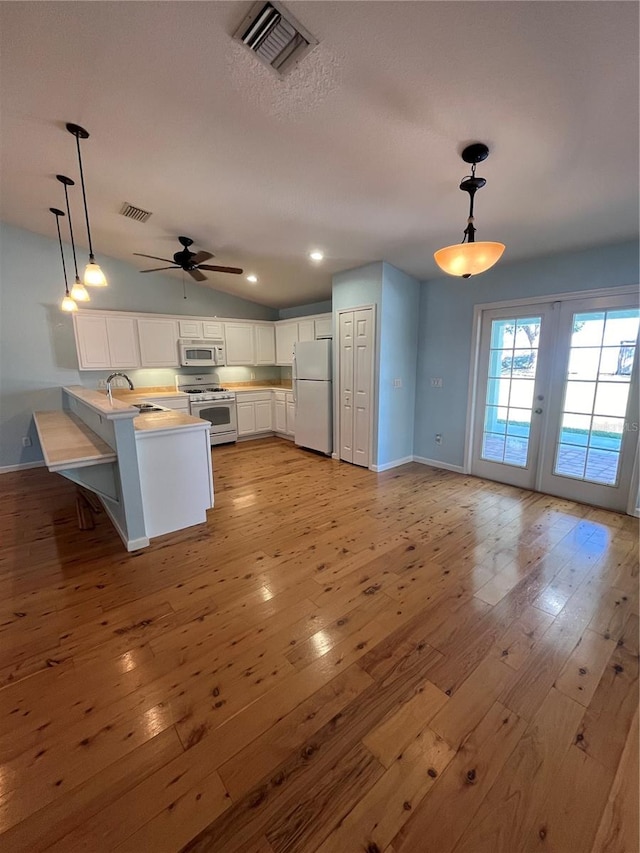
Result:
[339, 312, 354, 462]
[538, 297, 640, 511]
[339, 307, 374, 467]
[471, 305, 554, 488]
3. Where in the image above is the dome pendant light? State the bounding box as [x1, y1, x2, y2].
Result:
[56, 175, 90, 302]
[50, 207, 77, 312]
[67, 123, 107, 287]
[434, 142, 505, 278]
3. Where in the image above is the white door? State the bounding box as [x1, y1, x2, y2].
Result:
[255, 325, 275, 365]
[236, 401, 256, 436]
[137, 319, 179, 367]
[471, 296, 640, 511]
[106, 317, 140, 368]
[74, 315, 110, 369]
[339, 307, 374, 467]
[225, 323, 255, 366]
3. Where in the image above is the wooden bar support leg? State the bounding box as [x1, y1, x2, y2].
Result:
[75, 486, 102, 530]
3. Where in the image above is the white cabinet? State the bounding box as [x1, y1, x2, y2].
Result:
[74, 314, 140, 370]
[298, 320, 315, 342]
[178, 319, 224, 340]
[314, 315, 333, 339]
[225, 323, 255, 366]
[236, 400, 256, 436]
[275, 323, 298, 365]
[255, 400, 272, 432]
[274, 398, 287, 433]
[286, 393, 296, 436]
[255, 324, 275, 365]
[137, 318, 179, 367]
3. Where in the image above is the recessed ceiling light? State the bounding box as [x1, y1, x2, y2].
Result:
[246, 274, 258, 283]
[309, 250, 324, 262]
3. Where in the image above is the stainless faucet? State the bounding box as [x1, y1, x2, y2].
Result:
[106, 372, 134, 403]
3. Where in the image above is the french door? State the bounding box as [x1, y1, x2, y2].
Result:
[471, 295, 640, 511]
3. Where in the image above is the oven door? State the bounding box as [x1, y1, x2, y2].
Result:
[191, 401, 237, 443]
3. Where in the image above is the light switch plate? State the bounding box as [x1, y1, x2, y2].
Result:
[431, 377, 443, 388]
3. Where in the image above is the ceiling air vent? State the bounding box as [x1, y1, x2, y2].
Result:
[120, 202, 152, 223]
[234, 1, 317, 76]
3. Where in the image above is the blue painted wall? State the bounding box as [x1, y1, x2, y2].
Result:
[414, 240, 640, 468]
[378, 263, 420, 467]
[0, 222, 277, 468]
[279, 299, 331, 319]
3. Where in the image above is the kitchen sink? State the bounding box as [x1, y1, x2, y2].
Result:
[133, 403, 165, 412]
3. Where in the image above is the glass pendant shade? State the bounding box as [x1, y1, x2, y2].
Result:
[61, 294, 77, 312]
[71, 279, 90, 301]
[84, 259, 107, 287]
[434, 241, 505, 278]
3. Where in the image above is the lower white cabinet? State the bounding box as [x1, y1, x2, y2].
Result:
[274, 398, 287, 433]
[137, 318, 179, 367]
[236, 400, 257, 436]
[286, 394, 296, 436]
[236, 393, 273, 437]
[255, 399, 272, 432]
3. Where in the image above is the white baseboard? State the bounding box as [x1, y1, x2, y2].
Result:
[412, 455, 466, 474]
[100, 499, 149, 552]
[331, 452, 338, 460]
[0, 460, 46, 474]
[370, 456, 414, 472]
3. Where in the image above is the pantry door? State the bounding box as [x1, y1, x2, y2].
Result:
[471, 304, 556, 489]
[537, 296, 640, 511]
[471, 293, 640, 512]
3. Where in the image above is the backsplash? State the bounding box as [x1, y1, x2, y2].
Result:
[83, 365, 284, 390]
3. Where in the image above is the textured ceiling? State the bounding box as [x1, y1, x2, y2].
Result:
[0, 1, 637, 308]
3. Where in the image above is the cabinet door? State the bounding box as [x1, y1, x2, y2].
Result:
[254, 399, 272, 432]
[225, 323, 255, 366]
[255, 324, 276, 365]
[236, 401, 256, 436]
[74, 315, 110, 370]
[274, 399, 287, 433]
[275, 323, 298, 365]
[298, 320, 315, 342]
[203, 321, 223, 339]
[286, 397, 296, 436]
[138, 318, 179, 367]
[178, 319, 203, 339]
[314, 315, 333, 339]
[106, 317, 140, 368]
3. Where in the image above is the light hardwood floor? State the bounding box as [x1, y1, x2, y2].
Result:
[0, 437, 637, 852]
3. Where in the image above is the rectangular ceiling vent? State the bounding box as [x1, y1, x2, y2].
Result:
[234, 1, 318, 76]
[120, 202, 152, 223]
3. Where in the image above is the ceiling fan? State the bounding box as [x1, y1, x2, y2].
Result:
[134, 236, 243, 282]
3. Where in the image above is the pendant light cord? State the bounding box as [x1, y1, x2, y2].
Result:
[53, 213, 70, 294]
[61, 182, 80, 280]
[74, 134, 95, 257]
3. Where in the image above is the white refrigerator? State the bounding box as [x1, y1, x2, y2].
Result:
[293, 339, 332, 454]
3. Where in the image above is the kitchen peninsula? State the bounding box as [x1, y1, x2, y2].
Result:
[34, 386, 213, 550]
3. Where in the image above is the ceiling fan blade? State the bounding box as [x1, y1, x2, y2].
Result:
[197, 264, 244, 274]
[188, 269, 208, 282]
[191, 250, 214, 264]
[133, 253, 175, 263]
[140, 266, 180, 273]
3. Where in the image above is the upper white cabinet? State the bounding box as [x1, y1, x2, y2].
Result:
[255, 324, 275, 365]
[137, 318, 179, 367]
[74, 314, 140, 370]
[298, 320, 315, 342]
[314, 316, 333, 339]
[178, 319, 224, 339]
[225, 323, 255, 366]
[275, 323, 299, 365]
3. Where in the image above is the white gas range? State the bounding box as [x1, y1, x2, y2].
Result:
[175, 374, 237, 446]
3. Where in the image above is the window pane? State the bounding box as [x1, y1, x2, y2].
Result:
[515, 319, 541, 349]
[483, 433, 505, 462]
[568, 347, 601, 380]
[484, 406, 507, 435]
[602, 309, 640, 347]
[507, 408, 531, 438]
[490, 319, 516, 349]
[504, 436, 529, 467]
[564, 381, 596, 414]
[572, 312, 605, 347]
[559, 413, 591, 447]
[590, 416, 624, 451]
[585, 449, 620, 486]
[509, 380, 535, 409]
[593, 382, 630, 417]
[489, 349, 513, 377]
[555, 444, 587, 479]
[486, 378, 510, 407]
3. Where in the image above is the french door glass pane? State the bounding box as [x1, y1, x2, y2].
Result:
[481, 316, 542, 467]
[554, 307, 639, 486]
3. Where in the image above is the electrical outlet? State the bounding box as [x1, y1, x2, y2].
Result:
[22, 436, 32, 447]
[431, 377, 443, 388]
[393, 378, 402, 388]
[435, 434, 442, 445]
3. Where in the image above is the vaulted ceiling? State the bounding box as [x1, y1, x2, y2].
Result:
[0, 2, 637, 307]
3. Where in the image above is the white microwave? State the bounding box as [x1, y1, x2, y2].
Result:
[179, 339, 226, 367]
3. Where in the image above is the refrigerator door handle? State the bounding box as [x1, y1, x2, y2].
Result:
[292, 355, 297, 403]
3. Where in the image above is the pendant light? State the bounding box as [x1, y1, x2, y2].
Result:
[50, 207, 77, 312]
[434, 143, 505, 278]
[67, 122, 107, 287]
[56, 175, 91, 302]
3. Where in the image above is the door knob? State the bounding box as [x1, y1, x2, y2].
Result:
[534, 408, 543, 414]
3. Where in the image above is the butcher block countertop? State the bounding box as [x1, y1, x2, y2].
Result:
[33, 410, 117, 471]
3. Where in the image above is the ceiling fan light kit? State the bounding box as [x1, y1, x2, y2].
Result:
[66, 123, 108, 287]
[434, 142, 505, 279]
